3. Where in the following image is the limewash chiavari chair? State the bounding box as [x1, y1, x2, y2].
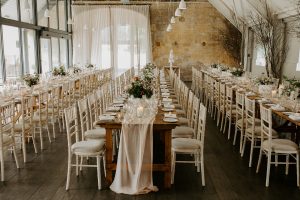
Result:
[64, 105, 105, 190]
[218, 81, 226, 130]
[78, 98, 106, 141]
[223, 85, 236, 139]
[241, 97, 277, 167]
[172, 96, 200, 139]
[95, 88, 104, 117]
[48, 86, 61, 139]
[178, 91, 194, 126]
[14, 95, 38, 162]
[212, 79, 220, 121]
[256, 105, 299, 187]
[171, 103, 207, 186]
[233, 91, 245, 153]
[33, 90, 52, 150]
[0, 101, 20, 181]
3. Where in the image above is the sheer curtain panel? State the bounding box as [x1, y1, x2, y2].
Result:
[73, 5, 152, 77]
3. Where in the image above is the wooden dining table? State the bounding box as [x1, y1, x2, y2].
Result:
[95, 106, 179, 189]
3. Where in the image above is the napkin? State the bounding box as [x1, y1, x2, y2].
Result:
[164, 104, 175, 109]
[164, 113, 177, 118]
[162, 98, 172, 102]
[162, 92, 170, 96]
[246, 92, 255, 96]
[99, 115, 115, 121]
[106, 106, 120, 112]
[113, 100, 124, 104]
[271, 104, 285, 111]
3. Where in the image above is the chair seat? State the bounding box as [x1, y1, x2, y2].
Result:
[84, 128, 106, 139]
[14, 123, 31, 132]
[2, 134, 14, 146]
[172, 126, 194, 138]
[262, 139, 299, 153]
[172, 138, 201, 151]
[176, 109, 186, 116]
[71, 140, 105, 155]
[245, 126, 278, 138]
[236, 118, 260, 127]
[178, 117, 189, 125]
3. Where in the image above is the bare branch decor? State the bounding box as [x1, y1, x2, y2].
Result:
[249, 1, 288, 79]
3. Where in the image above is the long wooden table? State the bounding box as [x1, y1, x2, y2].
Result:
[95, 107, 179, 189]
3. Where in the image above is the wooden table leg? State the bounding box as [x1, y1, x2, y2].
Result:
[164, 130, 172, 189]
[106, 128, 113, 184]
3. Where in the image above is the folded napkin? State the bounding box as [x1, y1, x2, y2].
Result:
[106, 106, 121, 112]
[289, 114, 300, 121]
[164, 104, 175, 109]
[99, 115, 115, 121]
[161, 92, 170, 96]
[162, 98, 172, 102]
[113, 103, 124, 107]
[113, 100, 124, 104]
[164, 113, 177, 118]
[160, 85, 168, 88]
[271, 104, 285, 111]
[246, 92, 255, 96]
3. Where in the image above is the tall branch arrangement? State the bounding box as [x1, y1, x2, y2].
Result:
[249, 2, 288, 79]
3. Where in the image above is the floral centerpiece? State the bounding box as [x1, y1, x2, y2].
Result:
[127, 63, 156, 98]
[72, 66, 82, 74]
[127, 77, 153, 98]
[281, 76, 300, 97]
[23, 73, 39, 87]
[255, 74, 275, 95]
[211, 63, 218, 68]
[219, 65, 229, 72]
[230, 67, 244, 77]
[52, 66, 67, 76]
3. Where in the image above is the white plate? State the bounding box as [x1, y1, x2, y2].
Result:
[162, 108, 174, 112]
[163, 117, 178, 122]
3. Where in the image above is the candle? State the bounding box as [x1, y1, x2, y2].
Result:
[271, 90, 277, 98]
[137, 106, 144, 118]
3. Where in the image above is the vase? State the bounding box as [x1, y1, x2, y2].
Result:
[258, 85, 273, 95]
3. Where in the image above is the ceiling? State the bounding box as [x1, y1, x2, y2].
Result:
[71, 0, 300, 30]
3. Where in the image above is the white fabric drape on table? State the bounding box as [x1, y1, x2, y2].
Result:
[110, 99, 158, 195]
[72, 5, 152, 77]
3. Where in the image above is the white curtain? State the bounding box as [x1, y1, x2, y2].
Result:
[73, 5, 152, 77]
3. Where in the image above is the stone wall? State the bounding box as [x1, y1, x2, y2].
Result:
[150, 2, 241, 81]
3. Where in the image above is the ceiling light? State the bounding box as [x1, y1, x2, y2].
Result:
[179, 0, 187, 10]
[170, 16, 175, 24]
[175, 8, 181, 17]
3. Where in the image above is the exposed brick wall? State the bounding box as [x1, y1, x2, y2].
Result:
[150, 2, 241, 81]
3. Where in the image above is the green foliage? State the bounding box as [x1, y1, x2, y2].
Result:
[52, 66, 67, 76]
[23, 73, 39, 87]
[230, 67, 244, 77]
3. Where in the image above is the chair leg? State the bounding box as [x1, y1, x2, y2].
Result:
[275, 154, 278, 167]
[46, 125, 52, 143]
[97, 156, 102, 190]
[249, 139, 254, 167]
[171, 151, 176, 184]
[256, 148, 263, 173]
[200, 154, 205, 186]
[22, 132, 27, 163]
[265, 152, 272, 187]
[296, 153, 299, 187]
[0, 150, 4, 181]
[76, 155, 79, 176]
[32, 133, 38, 154]
[239, 129, 244, 154]
[285, 155, 289, 175]
[223, 118, 227, 134]
[39, 126, 44, 150]
[12, 146, 19, 169]
[66, 154, 72, 190]
[227, 118, 232, 140]
[233, 126, 238, 146]
[103, 154, 106, 177]
[52, 121, 56, 139]
[241, 135, 247, 157]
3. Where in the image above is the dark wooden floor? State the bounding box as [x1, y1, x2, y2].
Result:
[1, 115, 300, 200]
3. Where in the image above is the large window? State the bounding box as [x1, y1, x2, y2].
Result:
[0, 0, 71, 82]
[20, 0, 34, 24]
[255, 44, 266, 67]
[21, 29, 36, 74]
[1, 0, 18, 20]
[2, 25, 21, 80]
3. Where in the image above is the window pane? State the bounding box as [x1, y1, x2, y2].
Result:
[1, 0, 18, 20]
[40, 38, 51, 73]
[20, 0, 33, 23]
[255, 44, 266, 67]
[60, 38, 67, 67]
[58, 0, 66, 31]
[51, 37, 59, 67]
[37, 0, 48, 27]
[49, 0, 58, 29]
[2, 25, 21, 80]
[21, 29, 36, 74]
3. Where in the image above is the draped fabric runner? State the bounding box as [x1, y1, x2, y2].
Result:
[110, 100, 158, 194]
